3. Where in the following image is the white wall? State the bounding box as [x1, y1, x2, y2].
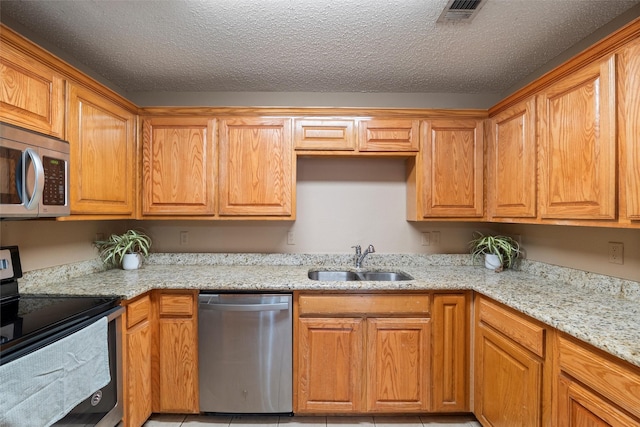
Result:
[2, 159, 638, 282]
[144, 158, 488, 254]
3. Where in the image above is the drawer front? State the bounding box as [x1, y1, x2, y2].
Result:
[478, 297, 545, 357]
[126, 294, 151, 328]
[158, 293, 194, 317]
[298, 294, 430, 316]
[559, 335, 640, 420]
[294, 119, 355, 151]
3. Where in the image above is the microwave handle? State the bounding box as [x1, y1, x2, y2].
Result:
[22, 148, 44, 210]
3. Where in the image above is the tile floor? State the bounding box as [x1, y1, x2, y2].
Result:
[143, 414, 481, 427]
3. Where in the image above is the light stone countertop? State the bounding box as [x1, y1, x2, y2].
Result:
[19, 253, 640, 369]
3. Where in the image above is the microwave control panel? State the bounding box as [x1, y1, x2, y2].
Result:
[42, 156, 66, 206]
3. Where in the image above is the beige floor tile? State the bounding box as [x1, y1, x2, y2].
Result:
[419, 415, 479, 426]
[183, 414, 233, 425]
[143, 413, 186, 427]
[278, 415, 327, 427]
[326, 416, 375, 426]
[373, 416, 423, 427]
[229, 415, 282, 427]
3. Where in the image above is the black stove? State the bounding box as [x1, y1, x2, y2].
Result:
[0, 246, 120, 365]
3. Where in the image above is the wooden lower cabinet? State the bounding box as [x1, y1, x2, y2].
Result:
[122, 294, 153, 427]
[294, 292, 466, 414]
[152, 290, 199, 414]
[474, 295, 551, 427]
[297, 317, 365, 412]
[556, 334, 640, 426]
[432, 293, 469, 412]
[366, 317, 431, 412]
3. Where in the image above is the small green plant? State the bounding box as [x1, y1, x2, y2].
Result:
[469, 231, 521, 270]
[94, 229, 152, 268]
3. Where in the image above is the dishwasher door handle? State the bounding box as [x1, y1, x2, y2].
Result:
[199, 302, 290, 312]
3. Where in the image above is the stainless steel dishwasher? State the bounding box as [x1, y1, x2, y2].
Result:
[198, 293, 292, 414]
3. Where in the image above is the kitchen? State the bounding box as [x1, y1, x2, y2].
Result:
[1, 1, 640, 426]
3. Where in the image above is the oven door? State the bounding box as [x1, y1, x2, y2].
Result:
[50, 306, 124, 427]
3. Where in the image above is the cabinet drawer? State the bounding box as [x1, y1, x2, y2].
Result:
[298, 294, 430, 316]
[478, 297, 545, 357]
[126, 294, 151, 328]
[559, 335, 640, 420]
[158, 293, 194, 317]
[294, 119, 355, 151]
[358, 119, 419, 152]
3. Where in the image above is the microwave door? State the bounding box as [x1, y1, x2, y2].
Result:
[0, 141, 41, 218]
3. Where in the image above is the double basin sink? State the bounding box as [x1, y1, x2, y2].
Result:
[308, 270, 413, 282]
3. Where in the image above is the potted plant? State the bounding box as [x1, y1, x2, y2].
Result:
[469, 231, 521, 272]
[94, 229, 152, 270]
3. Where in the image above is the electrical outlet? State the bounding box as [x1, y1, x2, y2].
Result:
[608, 242, 623, 265]
[421, 232, 431, 246]
[432, 231, 441, 245]
[180, 231, 189, 246]
[287, 231, 295, 245]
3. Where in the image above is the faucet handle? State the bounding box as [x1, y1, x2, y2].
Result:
[351, 245, 361, 255]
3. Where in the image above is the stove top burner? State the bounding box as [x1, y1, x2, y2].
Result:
[1, 295, 120, 360]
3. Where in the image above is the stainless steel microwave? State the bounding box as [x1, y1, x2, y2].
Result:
[0, 122, 70, 218]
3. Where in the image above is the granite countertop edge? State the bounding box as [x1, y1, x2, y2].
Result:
[19, 259, 640, 369]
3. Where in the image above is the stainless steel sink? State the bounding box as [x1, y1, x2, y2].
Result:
[356, 271, 413, 281]
[307, 270, 360, 281]
[308, 270, 413, 281]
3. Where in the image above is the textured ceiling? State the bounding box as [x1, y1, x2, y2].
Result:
[1, 0, 639, 94]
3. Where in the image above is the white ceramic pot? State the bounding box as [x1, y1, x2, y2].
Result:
[122, 253, 142, 270]
[484, 254, 502, 270]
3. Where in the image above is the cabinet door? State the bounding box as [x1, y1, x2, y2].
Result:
[142, 117, 215, 215]
[432, 294, 469, 412]
[358, 119, 420, 152]
[155, 292, 199, 413]
[123, 296, 152, 427]
[421, 119, 484, 217]
[619, 38, 640, 221]
[475, 324, 543, 427]
[294, 119, 355, 151]
[488, 98, 537, 219]
[218, 118, 294, 216]
[67, 83, 136, 216]
[0, 43, 65, 138]
[538, 55, 616, 220]
[297, 317, 364, 413]
[366, 317, 431, 412]
[557, 375, 640, 427]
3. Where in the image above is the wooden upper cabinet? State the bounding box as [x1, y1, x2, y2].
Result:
[359, 119, 419, 152]
[67, 83, 136, 216]
[421, 119, 484, 218]
[294, 119, 355, 151]
[142, 117, 215, 216]
[538, 55, 616, 220]
[488, 97, 537, 219]
[218, 117, 294, 217]
[618, 38, 640, 221]
[0, 42, 65, 139]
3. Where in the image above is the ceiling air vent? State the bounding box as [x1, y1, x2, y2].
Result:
[437, 0, 487, 23]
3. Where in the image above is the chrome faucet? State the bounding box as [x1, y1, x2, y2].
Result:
[352, 244, 375, 268]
